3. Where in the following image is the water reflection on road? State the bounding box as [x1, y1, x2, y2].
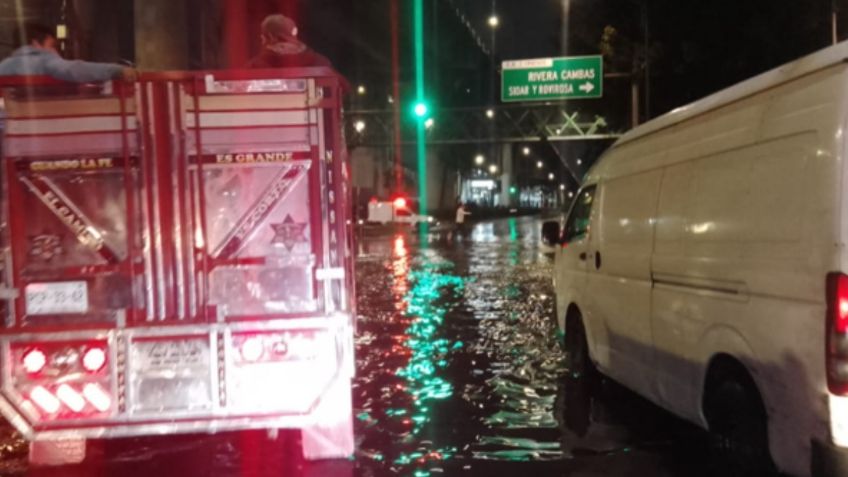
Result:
[0, 217, 713, 477]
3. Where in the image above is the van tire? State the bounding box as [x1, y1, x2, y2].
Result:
[562, 313, 597, 437]
[564, 313, 596, 380]
[703, 365, 776, 476]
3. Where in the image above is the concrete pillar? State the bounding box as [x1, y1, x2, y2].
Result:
[500, 143, 515, 207]
[134, 0, 189, 69]
[71, 0, 134, 64]
[221, 0, 249, 68]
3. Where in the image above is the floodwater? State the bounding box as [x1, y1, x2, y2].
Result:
[0, 217, 718, 477]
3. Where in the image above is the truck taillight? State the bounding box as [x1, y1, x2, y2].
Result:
[10, 341, 113, 420]
[82, 383, 112, 412]
[82, 347, 106, 373]
[30, 385, 60, 414]
[22, 348, 47, 374]
[56, 384, 86, 412]
[827, 273, 848, 395]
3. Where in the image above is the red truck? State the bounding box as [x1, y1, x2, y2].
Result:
[0, 68, 356, 465]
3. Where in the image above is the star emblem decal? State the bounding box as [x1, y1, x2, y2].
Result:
[271, 215, 308, 251]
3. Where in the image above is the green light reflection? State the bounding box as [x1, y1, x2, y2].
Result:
[391, 259, 465, 473]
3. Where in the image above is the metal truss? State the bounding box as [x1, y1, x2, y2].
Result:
[345, 105, 623, 147]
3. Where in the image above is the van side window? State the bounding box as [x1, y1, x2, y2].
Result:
[564, 186, 596, 242]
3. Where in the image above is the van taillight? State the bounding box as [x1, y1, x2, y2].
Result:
[827, 273, 848, 395]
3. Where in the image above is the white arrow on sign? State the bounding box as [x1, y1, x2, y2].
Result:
[579, 82, 595, 93]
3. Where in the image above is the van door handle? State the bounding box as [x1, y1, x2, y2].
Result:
[595, 251, 602, 270]
[578, 252, 587, 261]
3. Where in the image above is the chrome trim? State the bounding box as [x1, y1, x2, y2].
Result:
[137, 86, 156, 321]
[168, 82, 186, 320]
[316, 105, 332, 313]
[191, 173, 205, 316]
[178, 87, 198, 320]
[186, 158, 312, 171]
[3, 248, 15, 328]
[32, 413, 315, 441]
[147, 82, 167, 321]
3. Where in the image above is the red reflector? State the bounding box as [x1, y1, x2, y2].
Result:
[82, 347, 107, 373]
[240, 337, 264, 362]
[393, 197, 407, 209]
[22, 349, 47, 374]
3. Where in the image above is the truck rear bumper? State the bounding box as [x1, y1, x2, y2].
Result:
[0, 316, 355, 442]
[812, 439, 848, 477]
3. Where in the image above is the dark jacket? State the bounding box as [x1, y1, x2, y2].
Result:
[247, 41, 331, 69]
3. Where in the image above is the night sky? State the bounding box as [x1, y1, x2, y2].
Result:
[315, 0, 840, 121]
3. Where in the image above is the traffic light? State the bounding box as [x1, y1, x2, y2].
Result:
[413, 101, 429, 119]
[509, 186, 518, 195]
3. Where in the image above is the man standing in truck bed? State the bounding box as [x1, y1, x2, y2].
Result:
[247, 14, 332, 68]
[0, 22, 135, 82]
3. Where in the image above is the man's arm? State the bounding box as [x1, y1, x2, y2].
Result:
[42, 55, 126, 83]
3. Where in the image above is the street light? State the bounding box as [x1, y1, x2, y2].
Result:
[523, 147, 530, 156]
[475, 154, 485, 165]
[354, 120, 366, 133]
[489, 164, 499, 174]
[560, 184, 566, 190]
[486, 109, 495, 119]
[576, 158, 583, 166]
[488, 15, 499, 28]
[548, 173, 555, 180]
[537, 161, 543, 169]
[357, 85, 366, 95]
[568, 191, 575, 198]
[424, 118, 434, 129]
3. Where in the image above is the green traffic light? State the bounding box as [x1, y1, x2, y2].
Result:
[509, 186, 517, 194]
[413, 101, 429, 118]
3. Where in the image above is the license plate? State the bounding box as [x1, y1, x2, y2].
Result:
[131, 337, 210, 370]
[25, 281, 88, 315]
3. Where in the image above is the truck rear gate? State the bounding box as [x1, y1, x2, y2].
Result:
[0, 70, 355, 459]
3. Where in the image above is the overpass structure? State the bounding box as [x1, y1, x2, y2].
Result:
[344, 104, 623, 147]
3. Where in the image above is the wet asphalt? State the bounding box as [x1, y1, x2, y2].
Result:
[0, 216, 719, 477]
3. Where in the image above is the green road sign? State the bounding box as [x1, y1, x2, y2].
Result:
[501, 56, 603, 103]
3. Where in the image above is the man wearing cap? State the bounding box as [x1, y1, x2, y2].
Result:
[248, 14, 332, 68]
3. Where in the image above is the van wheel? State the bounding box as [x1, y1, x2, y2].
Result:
[562, 314, 599, 437]
[704, 369, 776, 476]
[564, 315, 595, 380]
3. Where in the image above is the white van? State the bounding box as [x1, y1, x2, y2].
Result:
[545, 42, 848, 476]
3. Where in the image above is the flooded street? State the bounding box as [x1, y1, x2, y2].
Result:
[0, 217, 715, 476]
